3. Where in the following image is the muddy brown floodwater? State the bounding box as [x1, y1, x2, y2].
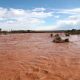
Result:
[0, 33, 80, 80]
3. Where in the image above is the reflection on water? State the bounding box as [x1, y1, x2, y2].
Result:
[61, 35, 80, 42]
[69, 35, 80, 42]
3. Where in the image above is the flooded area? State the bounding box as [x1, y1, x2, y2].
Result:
[0, 33, 80, 80]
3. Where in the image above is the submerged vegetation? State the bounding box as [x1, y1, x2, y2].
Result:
[53, 34, 69, 43]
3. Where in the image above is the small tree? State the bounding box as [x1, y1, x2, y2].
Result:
[27, 30, 31, 33]
[0, 28, 1, 32]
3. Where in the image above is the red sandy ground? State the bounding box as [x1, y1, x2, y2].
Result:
[0, 33, 80, 80]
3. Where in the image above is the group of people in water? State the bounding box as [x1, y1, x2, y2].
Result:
[50, 33, 69, 43]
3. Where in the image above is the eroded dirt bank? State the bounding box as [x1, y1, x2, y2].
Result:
[0, 33, 80, 80]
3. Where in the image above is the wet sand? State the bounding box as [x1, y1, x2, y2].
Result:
[0, 33, 80, 80]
